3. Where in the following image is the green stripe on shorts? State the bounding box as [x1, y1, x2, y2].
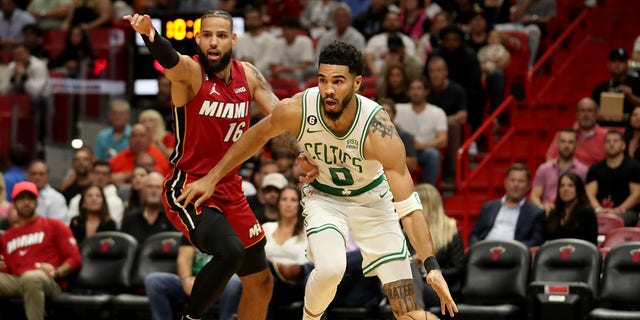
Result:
[362, 240, 408, 276]
[306, 224, 346, 246]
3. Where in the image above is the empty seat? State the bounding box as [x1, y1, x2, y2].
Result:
[590, 241, 640, 320]
[431, 240, 530, 320]
[597, 214, 625, 246]
[112, 231, 182, 319]
[602, 228, 640, 249]
[51, 231, 138, 319]
[527, 238, 601, 320]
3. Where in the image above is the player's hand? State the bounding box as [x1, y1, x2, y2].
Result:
[122, 13, 155, 41]
[176, 175, 218, 208]
[426, 269, 458, 317]
[297, 153, 319, 183]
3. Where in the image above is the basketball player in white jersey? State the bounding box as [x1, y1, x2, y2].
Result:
[178, 41, 458, 320]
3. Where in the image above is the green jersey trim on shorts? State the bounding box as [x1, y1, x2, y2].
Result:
[309, 174, 386, 197]
[305, 224, 347, 245]
[316, 91, 362, 140]
[362, 240, 408, 276]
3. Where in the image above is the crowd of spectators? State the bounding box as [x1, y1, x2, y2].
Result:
[1, 0, 640, 318]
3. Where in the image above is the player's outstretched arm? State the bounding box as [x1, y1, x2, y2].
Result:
[122, 13, 194, 82]
[365, 110, 458, 318]
[177, 95, 303, 207]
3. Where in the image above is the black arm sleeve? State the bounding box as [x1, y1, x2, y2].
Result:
[142, 29, 180, 69]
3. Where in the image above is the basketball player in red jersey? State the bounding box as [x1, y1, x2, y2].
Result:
[124, 10, 281, 320]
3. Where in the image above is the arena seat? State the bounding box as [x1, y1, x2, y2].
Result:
[527, 238, 601, 320]
[268, 76, 300, 98]
[602, 227, 640, 249]
[597, 214, 626, 247]
[112, 231, 182, 319]
[430, 240, 530, 320]
[590, 241, 640, 320]
[51, 231, 138, 319]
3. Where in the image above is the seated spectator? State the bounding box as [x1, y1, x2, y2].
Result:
[27, 160, 68, 222]
[144, 236, 240, 320]
[0, 0, 35, 49]
[246, 160, 280, 218]
[624, 106, 640, 160]
[300, 0, 340, 34]
[469, 163, 545, 248]
[592, 48, 640, 126]
[139, 109, 175, 158]
[315, 3, 366, 56]
[120, 172, 175, 243]
[546, 172, 598, 245]
[426, 57, 468, 186]
[418, 11, 451, 55]
[61, 146, 94, 204]
[21, 24, 50, 62]
[268, 17, 315, 85]
[62, 0, 113, 30]
[376, 34, 424, 95]
[48, 25, 95, 78]
[586, 129, 640, 227]
[425, 25, 485, 131]
[379, 98, 418, 172]
[495, 0, 555, 66]
[120, 165, 150, 217]
[351, 0, 391, 41]
[69, 184, 116, 243]
[234, 6, 277, 77]
[411, 183, 464, 308]
[376, 62, 410, 104]
[398, 0, 427, 41]
[0, 173, 10, 218]
[531, 127, 588, 215]
[110, 123, 170, 186]
[546, 97, 607, 167]
[94, 98, 132, 161]
[2, 143, 27, 202]
[466, 7, 490, 53]
[26, 0, 72, 31]
[253, 172, 288, 224]
[0, 181, 82, 320]
[364, 11, 416, 77]
[395, 78, 448, 184]
[68, 159, 124, 227]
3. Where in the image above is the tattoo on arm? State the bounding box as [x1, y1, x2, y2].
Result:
[273, 132, 302, 155]
[250, 63, 279, 105]
[384, 279, 420, 318]
[371, 110, 399, 139]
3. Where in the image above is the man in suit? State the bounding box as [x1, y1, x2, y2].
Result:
[469, 163, 545, 248]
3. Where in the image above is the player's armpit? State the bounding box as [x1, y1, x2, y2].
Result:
[383, 279, 421, 319]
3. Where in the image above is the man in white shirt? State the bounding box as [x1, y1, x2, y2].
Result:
[234, 6, 277, 77]
[269, 16, 315, 84]
[67, 159, 124, 227]
[316, 3, 366, 55]
[363, 11, 416, 77]
[27, 160, 68, 223]
[395, 78, 448, 184]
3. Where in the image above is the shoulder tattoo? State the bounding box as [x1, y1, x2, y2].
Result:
[249, 63, 279, 104]
[371, 110, 399, 139]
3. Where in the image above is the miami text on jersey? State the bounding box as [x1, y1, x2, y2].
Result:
[198, 100, 250, 119]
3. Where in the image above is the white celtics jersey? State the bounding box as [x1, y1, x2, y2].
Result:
[296, 87, 386, 197]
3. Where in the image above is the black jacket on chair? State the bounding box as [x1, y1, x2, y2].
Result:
[468, 199, 545, 248]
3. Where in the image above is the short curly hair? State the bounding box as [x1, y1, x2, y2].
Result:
[318, 41, 364, 76]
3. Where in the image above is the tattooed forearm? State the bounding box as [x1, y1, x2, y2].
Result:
[250, 63, 279, 105]
[371, 110, 399, 139]
[384, 279, 420, 318]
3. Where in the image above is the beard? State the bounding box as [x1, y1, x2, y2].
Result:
[197, 48, 233, 78]
[321, 86, 355, 122]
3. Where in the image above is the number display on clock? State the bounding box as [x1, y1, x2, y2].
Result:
[165, 18, 201, 41]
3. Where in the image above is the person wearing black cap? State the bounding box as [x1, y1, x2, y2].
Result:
[591, 47, 640, 126]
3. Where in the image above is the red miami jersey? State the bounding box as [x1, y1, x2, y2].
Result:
[170, 56, 252, 179]
[0, 217, 82, 276]
[163, 57, 264, 248]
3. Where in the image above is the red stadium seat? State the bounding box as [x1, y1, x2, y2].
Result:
[597, 214, 626, 247]
[268, 77, 300, 98]
[360, 76, 377, 99]
[303, 77, 317, 89]
[602, 227, 640, 249]
[42, 29, 67, 61]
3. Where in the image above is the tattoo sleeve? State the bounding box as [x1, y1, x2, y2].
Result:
[371, 110, 399, 139]
[250, 63, 279, 105]
[384, 279, 420, 318]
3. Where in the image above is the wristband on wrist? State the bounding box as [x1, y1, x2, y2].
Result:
[423, 256, 440, 274]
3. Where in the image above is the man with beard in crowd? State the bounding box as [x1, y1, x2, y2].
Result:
[124, 9, 285, 320]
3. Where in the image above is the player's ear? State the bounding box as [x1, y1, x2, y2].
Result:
[195, 32, 201, 45]
[354, 75, 362, 92]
